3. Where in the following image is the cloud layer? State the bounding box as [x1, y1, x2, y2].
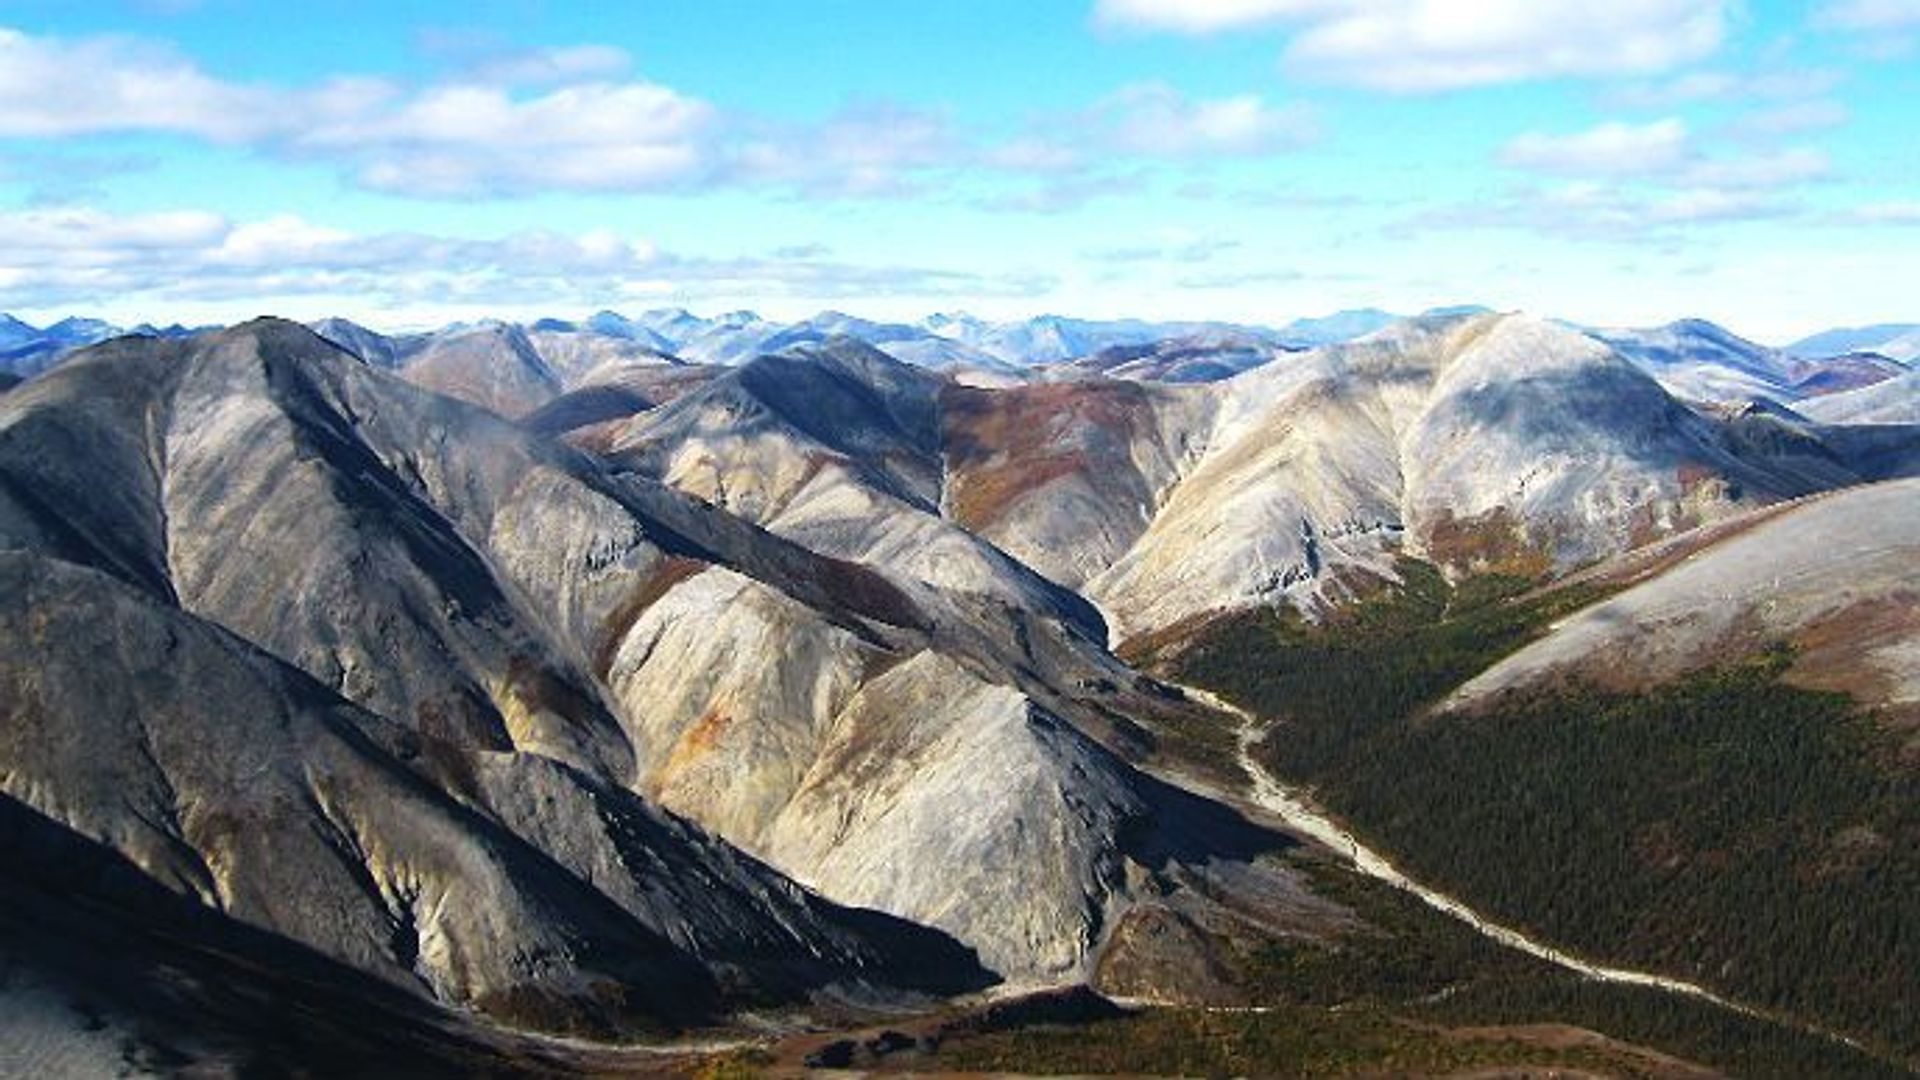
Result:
[1095, 0, 1730, 90]
[0, 26, 1314, 201]
[0, 206, 1051, 315]
[1815, 0, 1920, 29]
[1501, 119, 1693, 176]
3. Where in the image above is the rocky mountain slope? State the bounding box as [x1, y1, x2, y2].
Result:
[1593, 317, 1909, 405]
[0, 319, 1330, 1020]
[1801, 366, 1920, 425]
[593, 311, 1916, 648]
[1447, 478, 1920, 722]
[0, 323, 1011, 1034]
[1, 550, 985, 1029]
[607, 338, 1115, 630]
[1084, 313, 1903, 641]
[1791, 322, 1920, 364]
[1043, 331, 1296, 383]
[0, 316, 126, 377]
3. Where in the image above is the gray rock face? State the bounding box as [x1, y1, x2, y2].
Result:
[310, 315, 421, 369]
[0, 322, 1006, 1035]
[401, 322, 564, 419]
[0, 785, 600, 1076]
[3, 322, 636, 780]
[597, 346, 1212, 965]
[2, 553, 699, 1021]
[763, 651, 1147, 976]
[0, 319, 1280, 1007]
[0, 551, 985, 1035]
[609, 338, 1109, 637]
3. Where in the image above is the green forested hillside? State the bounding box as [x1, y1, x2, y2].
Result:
[1167, 563, 1920, 1065]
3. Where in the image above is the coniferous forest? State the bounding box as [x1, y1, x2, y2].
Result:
[1172, 561, 1920, 1062]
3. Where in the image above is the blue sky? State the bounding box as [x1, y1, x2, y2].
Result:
[0, 0, 1914, 340]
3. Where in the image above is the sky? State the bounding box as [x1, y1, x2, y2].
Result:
[0, 0, 1915, 342]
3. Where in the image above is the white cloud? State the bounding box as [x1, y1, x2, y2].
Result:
[0, 27, 279, 141]
[1499, 117, 1832, 196]
[1833, 200, 1920, 225]
[1094, 0, 1729, 91]
[1729, 99, 1851, 137]
[1607, 67, 1841, 108]
[303, 82, 711, 151]
[462, 44, 633, 86]
[210, 215, 359, 266]
[1289, 1, 1729, 91]
[1500, 119, 1692, 176]
[1406, 180, 1793, 240]
[1814, 0, 1920, 29]
[1093, 0, 1337, 33]
[1092, 83, 1318, 157]
[1679, 148, 1829, 189]
[0, 27, 718, 196]
[0, 207, 1050, 317]
[293, 81, 716, 196]
[356, 142, 707, 198]
[0, 25, 1313, 200]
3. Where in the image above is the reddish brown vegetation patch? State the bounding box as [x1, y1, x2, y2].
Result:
[939, 381, 1151, 529]
[1675, 460, 1719, 494]
[1422, 506, 1555, 579]
[593, 555, 709, 678]
[1115, 606, 1240, 667]
[1784, 590, 1920, 761]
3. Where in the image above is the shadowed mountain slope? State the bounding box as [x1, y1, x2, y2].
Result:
[0, 320, 1318, 992]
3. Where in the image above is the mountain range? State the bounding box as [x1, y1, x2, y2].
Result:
[1787, 323, 1920, 364]
[3, 305, 1919, 1075]
[6, 305, 1912, 410]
